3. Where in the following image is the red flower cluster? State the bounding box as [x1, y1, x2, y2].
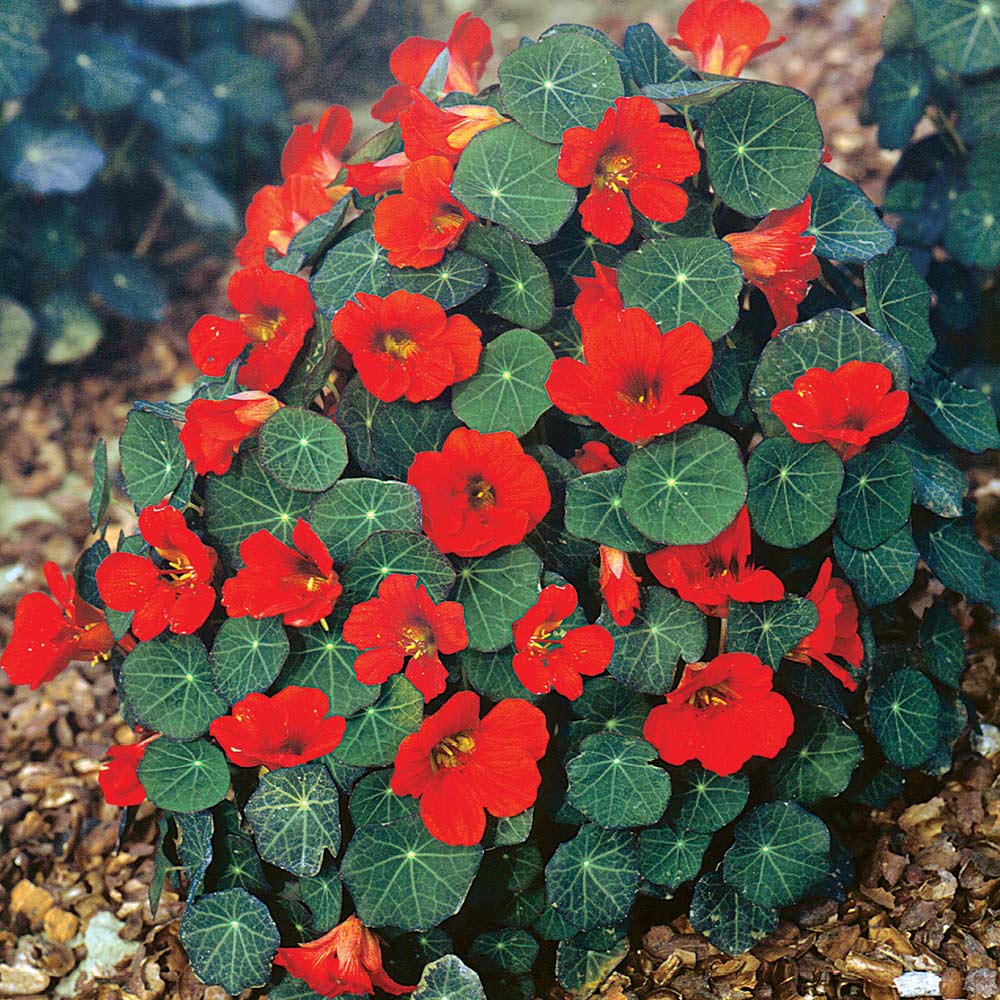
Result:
[392, 691, 549, 845]
[1, 563, 114, 690]
[343, 574, 468, 702]
[346, 152, 411, 198]
[97, 504, 218, 642]
[275, 916, 414, 998]
[222, 519, 341, 628]
[99, 734, 155, 807]
[180, 391, 283, 476]
[647, 506, 783, 617]
[557, 96, 700, 245]
[570, 441, 619, 474]
[408, 428, 550, 557]
[546, 307, 712, 443]
[331, 290, 481, 403]
[573, 263, 625, 333]
[399, 89, 507, 163]
[644, 653, 794, 775]
[512, 585, 614, 699]
[281, 104, 353, 188]
[724, 197, 820, 337]
[770, 360, 909, 461]
[209, 687, 346, 770]
[187, 266, 316, 392]
[670, 0, 786, 76]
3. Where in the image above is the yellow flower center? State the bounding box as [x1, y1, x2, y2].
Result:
[431, 732, 476, 769]
[595, 152, 634, 194]
[382, 332, 420, 359]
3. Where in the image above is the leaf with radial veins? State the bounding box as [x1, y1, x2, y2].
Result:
[258, 407, 348, 493]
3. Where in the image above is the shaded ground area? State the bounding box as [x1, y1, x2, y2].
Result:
[4, 2, 999, 998]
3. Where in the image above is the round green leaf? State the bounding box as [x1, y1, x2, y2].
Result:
[451, 123, 577, 244]
[210, 616, 289, 703]
[806, 167, 895, 263]
[866, 50, 931, 150]
[214, 834, 267, 895]
[919, 602, 965, 687]
[310, 230, 390, 318]
[567, 734, 671, 828]
[453, 544, 542, 652]
[341, 814, 482, 931]
[179, 889, 279, 995]
[499, 33, 623, 143]
[138, 738, 230, 813]
[412, 955, 486, 1000]
[0, 0, 49, 101]
[869, 668, 940, 768]
[897, 428, 967, 519]
[909, 0, 1000, 74]
[572, 677, 651, 738]
[920, 518, 991, 603]
[189, 44, 284, 126]
[704, 82, 823, 217]
[333, 675, 424, 767]
[638, 823, 711, 891]
[722, 801, 830, 908]
[602, 587, 706, 694]
[864, 249, 935, 372]
[624, 22, 691, 86]
[912, 367, 1000, 453]
[136, 55, 222, 146]
[458, 647, 537, 702]
[370, 397, 461, 480]
[245, 762, 341, 876]
[564, 468, 657, 553]
[689, 871, 779, 956]
[452, 329, 553, 436]
[349, 769, 418, 827]
[617, 237, 743, 340]
[120, 410, 185, 509]
[51, 25, 144, 112]
[0, 122, 104, 195]
[622, 425, 748, 545]
[299, 859, 343, 933]
[746, 438, 843, 548]
[258, 408, 348, 493]
[87, 253, 167, 322]
[470, 929, 539, 976]
[387, 250, 489, 309]
[554, 928, 629, 997]
[833, 526, 919, 605]
[121, 635, 227, 740]
[727, 596, 819, 669]
[666, 764, 750, 833]
[836, 444, 913, 550]
[342, 530, 455, 603]
[946, 189, 1000, 269]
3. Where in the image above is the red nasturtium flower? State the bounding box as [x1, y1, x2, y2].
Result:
[235, 174, 335, 266]
[209, 687, 346, 770]
[331, 290, 481, 403]
[546, 308, 712, 443]
[373, 155, 474, 268]
[787, 558, 863, 690]
[392, 691, 549, 845]
[573, 263, 625, 332]
[669, 0, 786, 76]
[408, 428, 550, 557]
[372, 12, 493, 122]
[97, 504, 218, 642]
[512, 584, 614, 699]
[187, 266, 317, 392]
[770, 360, 909, 461]
[570, 441, 619, 475]
[647, 506, 783, 617]
[345, 151, 411, 198]
[99, 734, 156, 807]
[399, 89, 507, 163]
[644, 653, 794, 775]
[557, 96, 700, 245]
[179, 391, 283, 476]
[1, 562, 114, 689]
[222, 519, 341, 627]
[723, 196, 820, 337]
[281, 104, 353, 187]
[275, 916, 414, 998]
[600, 546, 643, 627]
[343, 574, 468, 702]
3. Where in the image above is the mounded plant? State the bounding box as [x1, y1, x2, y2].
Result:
[4, 2, 1000, 997]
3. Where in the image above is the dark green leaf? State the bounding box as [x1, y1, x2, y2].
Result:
[299, 859, 343, 933]
[896, 428, 967, 518]
[866, 51, 931, 149]
[138, 738, 230, 813]
[807, 167, 895, 263]
[639, 823, 711, 891]
[869, 668, 939, 768]
[689, 870, 778, 956]
[210, 616, 288, 703]
[175, 811, 213, 898]
[333, 675, 424, 767]
[554, 928, 629, 997]
[912, 368, 1000, 453]
[309, 231, 390, 318]
[469, 929, 538, 976]
[909, 0, 1000, 74]
[833, 526, 919, 605]
[87, 253, 167, 322]
[864, 249, 935, 371]
[667, 765, 750, 833]
[342, 530, 455, 603]
[388, 251, 488, 309]
[728, 597, 819, 669]
[258, 408, 348, 492]
[349, 769, 418, 827]
[836, 444, 913, 549]
[919, 602, 965, 687]
[624, 23, 691, 86]
[89, 439, 110, 531]
[371, 396, 461, 480]
[412, 955, 486, 1000]
[565, 467, 657, 553]
[120, 410, 185, 509]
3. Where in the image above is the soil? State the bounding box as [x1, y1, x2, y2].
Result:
[3, 3, 999, 999]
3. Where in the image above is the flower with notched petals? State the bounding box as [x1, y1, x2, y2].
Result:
[179, 391, 282, 476]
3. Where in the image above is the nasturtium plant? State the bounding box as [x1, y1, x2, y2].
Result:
[3, 2, 998, 997]
[0, 0, 292, 382]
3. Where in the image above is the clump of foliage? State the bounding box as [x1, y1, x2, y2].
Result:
[864, 0, 1000, 352]
[0, 0, 292, 383]
[4, 2, 1000, 997]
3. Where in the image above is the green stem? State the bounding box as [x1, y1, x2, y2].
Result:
[100, 121, 144, 182]
[718, 616, 728, 656]
[931, 108, 967, 157]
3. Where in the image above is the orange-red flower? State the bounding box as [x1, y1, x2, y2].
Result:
[97, 504, 218, 642]
[600, 546, 642, 627]
[546, 308, 712, 443]
[399, 89, 507, 163]
[787, 559, 863, 690]
[391, 691, 548, 845]
[723, 196, 820, 337]
[209, 686, 346, 770]
[512, 584, 614, 699]
[669, 0, 786, 76]
[345, 151, 411, 197]
[331, 290, 481, 403]
[644, 653, 794, 775]
[570, 441, 619, 475]
[646, 506, 783, 617]
[281, 104, 353, 187]
[342, 574, 468, 702]
[372, 12, 493, 123]
[407, 428, 550, 557]
[1, 562, 114, 689]
[373, 155, 474, 268]
[276, 916, 414, 997]
[573, 262, 625, 333]
[770, 360, 909, 461]
[222, 519, 341, 628]
[187, 266, 316, 392]
[557, 96, 700, 245]
[235, 174, 335, 266]
[99, 734, 155, 806]
[179, 391, 283, 476]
